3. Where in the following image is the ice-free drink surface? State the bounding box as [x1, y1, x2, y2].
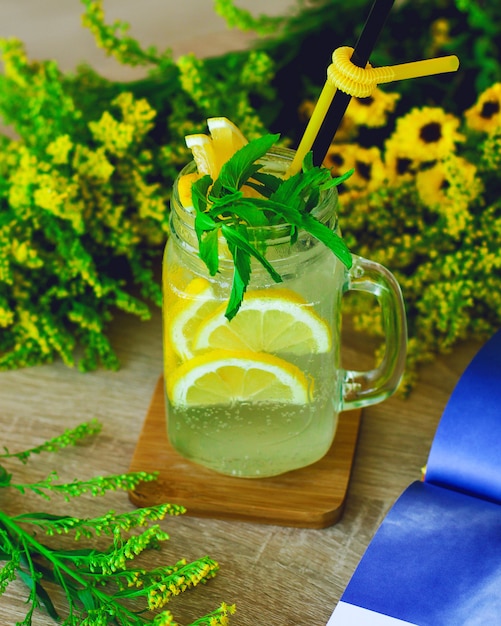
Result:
[163, 147, 406, 477]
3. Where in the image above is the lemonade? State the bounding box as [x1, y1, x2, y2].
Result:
[163, 119, 407, 477]
[163, 257, 344, 477]
[163, 165, 346, 476]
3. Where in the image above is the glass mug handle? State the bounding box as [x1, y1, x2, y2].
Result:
[341, 254, 407, 411]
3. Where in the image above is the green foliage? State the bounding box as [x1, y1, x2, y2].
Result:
[2, 0, 501, 385]
[0, 0, 277, 372]
[0, 421, 234, 625]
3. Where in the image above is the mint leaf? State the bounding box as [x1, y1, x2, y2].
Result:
[300, 213, 352, 268]
[213, 200, 269, 227]
[222, 224, 283, 320]
[188, 133, 353, 317]
[191, 174, 212, 213]
[221, 224, 282, 283]
[246, 172, 282, 196]
[195, 207, 220, 275]
[302, 151, 314, 171]
[194, 210, 217, 233]
[218, 133, 280, 190]
[225, 240, 251, 320]
[269, 166, 331, 206]
[199, 228, 220, 276]
[323, 167, 354, 188]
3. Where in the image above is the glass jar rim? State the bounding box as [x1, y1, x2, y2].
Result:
[171, 146, 339, 244]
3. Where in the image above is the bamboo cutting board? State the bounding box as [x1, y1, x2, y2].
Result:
[129, 376, 362, 528]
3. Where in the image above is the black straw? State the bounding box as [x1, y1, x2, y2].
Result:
[311, 0, 395, 166]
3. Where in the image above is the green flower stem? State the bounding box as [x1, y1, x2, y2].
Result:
[0, 510, 131, 619]
[1, 509, 88, 588]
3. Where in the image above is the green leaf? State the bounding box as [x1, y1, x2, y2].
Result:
[304, 186, 320, 214]
[246, 171, 282, 196]
[221, 224, 282, 319]
[16, 570, 61, 622]
[208, 189, 243, 209]
[300, 214, 352, 268]
[302, 151, 314, 171]
[0, 464, 12, 488]
[221, 225, 282, 283]
[323, 167, 354, 188]
[199, 228, 220, 276]
[191, 174, 212, 214]
[77, 587, 97, 611]
[195, 210, 217, 232]
[218, 133, 280, 190]
[211, 199, 269, 227]
[269, 166, 331, 206]
[224, 243, 250, 321]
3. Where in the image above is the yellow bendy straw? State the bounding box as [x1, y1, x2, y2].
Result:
[288, 49, 460, 176]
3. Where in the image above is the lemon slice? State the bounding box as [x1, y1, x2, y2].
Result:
[167, 278, 219, 361]
[177, 172, 200, 208]
[185, 117, 248, 180]
[207, 116, 248, 167]
[167, 349, 311, 407]
[185, 133, 217, 178]
[192, 289, 331, 355]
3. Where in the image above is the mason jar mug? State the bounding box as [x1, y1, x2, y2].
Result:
[162, 147, 407, 478]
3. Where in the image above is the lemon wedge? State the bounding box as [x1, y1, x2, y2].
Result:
[192, 289, 332, 355]
[167, 278, 219, 361]
[207, 116, 248, 167]
[184, 117, 248, 180]
[184, 133, 217, 178]
[167, 349, 311, 407]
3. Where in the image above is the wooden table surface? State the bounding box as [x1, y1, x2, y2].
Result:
[0, 304, 482, 626]
[0, 3, 484, 624]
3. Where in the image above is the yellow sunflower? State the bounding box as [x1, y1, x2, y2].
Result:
[346, 88, 400, 128]
[465, 83, 501, 134]
[415, 162, 449, 208]
[323, 143, 385, 193]
[390, 107, 464, 162]
[383, 136, 419, 186]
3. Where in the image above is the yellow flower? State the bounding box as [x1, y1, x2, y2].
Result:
[465, 83, 501, 134]
[389, 107, 464, 162]
[298, 99, 314, 123]
[415, 162, 449, 208]
[416, 155, 481, 238]
[427, 18, 451, 56]
[346, 88, 400, 128]
[74, 145, 115, 182]
[0, 305, 14, 328]
[383, 136, 418, 186]
[324, 143, 385, 193]
[89, 111, 135, 156]
[46, 134, 73, 164]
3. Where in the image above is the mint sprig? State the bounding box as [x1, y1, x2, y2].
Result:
[191, 134, 353, 320]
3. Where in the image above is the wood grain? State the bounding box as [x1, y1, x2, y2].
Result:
[0, 304, 483, 626]
[129, 376, 362, 528]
